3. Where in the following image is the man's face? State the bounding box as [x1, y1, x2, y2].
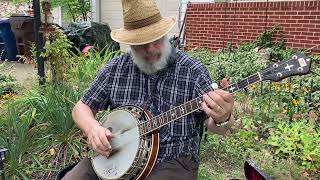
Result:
[131, 37, 165, 62]
[130, 36, 171, 75]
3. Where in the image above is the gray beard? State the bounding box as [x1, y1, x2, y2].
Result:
[131, 38, 172, 75]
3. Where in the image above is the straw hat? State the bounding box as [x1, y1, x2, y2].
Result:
[111, 0, 176, 45]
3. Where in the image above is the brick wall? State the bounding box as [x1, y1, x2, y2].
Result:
[185, 1, 320, 54]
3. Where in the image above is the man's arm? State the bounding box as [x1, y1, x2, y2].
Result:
[72, 101, 113, 156]
[72, 101, 98, 135]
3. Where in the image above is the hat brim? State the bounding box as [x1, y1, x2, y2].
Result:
[111, 16, 176, 45]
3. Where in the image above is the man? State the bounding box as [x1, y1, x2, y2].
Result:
[63, 0, 235, 179]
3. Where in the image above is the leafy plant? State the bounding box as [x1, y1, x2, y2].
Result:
[189, 31, 320, 178]
[255, 25, 282, 49]
[41, 29, 73, 84]
[268, 121, 320, 172]
[0, 102, 36, 179]
[188, 48, 267, 83]
[67, 46, 120, 92]
[26, 84, 81, 140]
[1, 84, 87, 178]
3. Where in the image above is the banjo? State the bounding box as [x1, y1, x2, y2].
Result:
[91, 52, 312, 179]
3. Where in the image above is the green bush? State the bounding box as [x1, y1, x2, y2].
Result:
[188, 48, 267, 84]
[268, 120, 320, 172]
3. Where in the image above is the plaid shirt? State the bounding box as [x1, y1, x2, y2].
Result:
[81, 48, 214, 164]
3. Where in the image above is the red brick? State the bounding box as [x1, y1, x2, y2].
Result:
[297, 19, 310, 23]
[308, 36, 319, 41]
[312, 40, 320, 44]
[304, 16, 316, 19]
[285, 12, 298, 15]
[302, 24, 316, 28]
[310, 11, 320, 16]
[308, 28, 319, 32]
[294, 35, 307, 40]
[298, 11, 311, 16]
[310, 19, 320, 24]
[299, 40, 312, 44]
[286, 19, 298, 23]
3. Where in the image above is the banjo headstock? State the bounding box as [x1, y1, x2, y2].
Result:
[261, 52, 312, 82]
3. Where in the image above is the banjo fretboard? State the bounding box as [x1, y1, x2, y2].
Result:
[139, 73, 262, 135]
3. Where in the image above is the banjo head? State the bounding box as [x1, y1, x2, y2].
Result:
[91, 109, 140, 179]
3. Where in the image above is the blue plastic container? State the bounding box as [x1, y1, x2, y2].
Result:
[0, 18, 18, 61]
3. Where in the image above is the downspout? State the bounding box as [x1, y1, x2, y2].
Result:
[91, 0, 101, 23]
[98, 0, 101, 23]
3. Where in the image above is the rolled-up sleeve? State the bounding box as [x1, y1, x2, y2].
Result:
[81, 65, 111, 111]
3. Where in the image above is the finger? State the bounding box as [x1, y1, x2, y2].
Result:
[98, 131, 112, 150]
[201, 101, 218, 118]
[221, 78, 229, 88]
[92, 142, 109, 156]
[206, 92, 228, 111]
[105, 129, 115, 138]
[93, 133, 108, 152]
[104, 129, 113, 149]
[215, 90, 234, 103]
[203, 94, 225, 115]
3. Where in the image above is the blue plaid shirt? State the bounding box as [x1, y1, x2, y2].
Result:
[81, 48, 214, 164]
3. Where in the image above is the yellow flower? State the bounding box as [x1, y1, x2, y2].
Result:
[48, 148, 56, 156]
[284, 82, 290, 90]
[250, 84, 257, 91]
[83, 52, 90, 57]
[271, 82, 279, 87]
[292, 99, 300, 106]
[275, 87, 281, 93]
[1, 93, 16, 100]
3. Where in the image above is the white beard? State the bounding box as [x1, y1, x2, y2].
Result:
[130, 37, 172, 75]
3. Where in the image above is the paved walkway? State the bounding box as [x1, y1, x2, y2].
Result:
[0, 61, 37, 88]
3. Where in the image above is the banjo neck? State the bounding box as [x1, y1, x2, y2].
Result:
[139, 73, 262, 136]
[139, 52, 311, 136]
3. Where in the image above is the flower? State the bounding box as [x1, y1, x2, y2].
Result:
[271, 82, 279, 87]
[292, 99, 300, 106]
[1, 93, 16, 100]
[250, 84, 257, 91]
[284, 82, 290, 90]
[48, 148, 56, 156]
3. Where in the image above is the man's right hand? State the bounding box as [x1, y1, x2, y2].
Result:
[87, 124, 114, 157]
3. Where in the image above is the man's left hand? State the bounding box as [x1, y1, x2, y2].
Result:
[201, 79, 234, 124]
